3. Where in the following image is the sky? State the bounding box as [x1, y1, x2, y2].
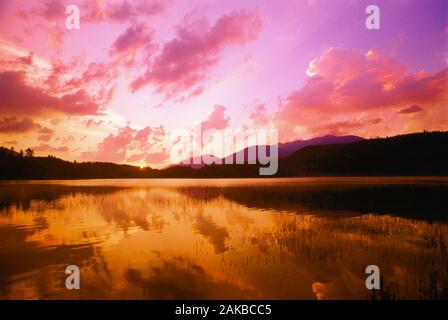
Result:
[0, 0, 447, 168]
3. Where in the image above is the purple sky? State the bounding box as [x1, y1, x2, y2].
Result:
[0, 0, 447, 167]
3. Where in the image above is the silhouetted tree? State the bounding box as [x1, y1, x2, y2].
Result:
[0, 132, 447, 180]
[25, 148, 34, 157]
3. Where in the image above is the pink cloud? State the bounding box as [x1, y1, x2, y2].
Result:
[57, 135, 75, 144]
[145, 150, 169, 163]
[0, 117, 39, 133]
[200, 105, 230, 133]
[128, 150, 169, 163]
[398, 105, 423, 114]
[249, 104, 270, 126]
[44, 57, 90, 93]
[0, 117, 56, 142]
[35, 0, 65, 20]
[126, 153, 145, 162]
[0, 71, 101, 116]
[37, 127, 54, 142]
[37, 135, 52, 142]
[33, 143, 68, 153]
[130, 10, 262, 98]
[84, 0, 168, 23]
[109, 23, 156, 67]
[84, 119, 104, 128]
[82, 125, 166, 164]
[16, 52, 34, 65]
[29, 0, 167, 23]
[45, 59, 71, 91]
[111, 23, 154, 54]
[66, 62, 117, 87]
[274, 48, 448, 141]
[311, 117, 383, 137]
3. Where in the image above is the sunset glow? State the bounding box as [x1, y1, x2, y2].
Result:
[0, 0, 447, 168]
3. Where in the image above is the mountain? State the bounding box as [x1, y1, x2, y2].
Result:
[178, 135, 364, 167]
[278, 131, 448, 176]
[277, 135, 364, 158]
[0, 131, 446, 179]
[223, 135, 363, 164]
[168, 131, 447, 177]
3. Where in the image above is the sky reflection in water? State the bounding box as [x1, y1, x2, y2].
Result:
[0, 178, 447, 300]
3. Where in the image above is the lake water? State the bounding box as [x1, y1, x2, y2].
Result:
[0, 177, 447, 300]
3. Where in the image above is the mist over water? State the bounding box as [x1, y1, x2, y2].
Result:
[0, 178, 447, 299]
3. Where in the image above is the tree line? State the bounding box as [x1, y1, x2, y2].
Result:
[1, 131, 447, 179]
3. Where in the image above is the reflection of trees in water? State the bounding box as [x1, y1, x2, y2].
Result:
[193, 210, 229, 254]
[0, 237, 95, 299]
[92, 188, 170, 233]
[0, 184, 124, 212]
[217, 184, 448, 221]
[178, 187, 222, 201]
[0, 223, 119, 299]
[125, 256, 254, 299]
[1, 182, 447, 299]
[255, 213, 448, 299]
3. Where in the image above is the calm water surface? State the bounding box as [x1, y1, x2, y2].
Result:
[0, 177, 447, 299]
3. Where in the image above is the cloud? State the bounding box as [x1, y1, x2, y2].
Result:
[84, 0, 168, 22]
[82, 125, 166, 164]
[130, 10, 262, 98]
[66, 62, 117, 87]
[125, 256, 252, 299]
[0, 117, 39, 133]
[127, 149, 169, 163]
[3, 140, 18, 145]
[37, 127, 55, 142]
[0, 117, 54, 141]
[111, 23, 154, 54]
[398, 105, 423, 114]
[310, 117, 383, 136]
[0, 0, 11, 16]
[0, 71, 101, 115]
[249, 104, 270, 126]
[16, 52, 34, 65]
[84, 119, 104, 129]
[109, 23, 156, 67]
[56, 135, 75, 144]
[30, 0, 168, 23]
[200, 105, 230, 133]
[35, 0, 65, 20]
[61, 61, 118, 105]
[274, 48, 448, 141]
[33, 143, 68, 153]
[144, 150, 169, 163]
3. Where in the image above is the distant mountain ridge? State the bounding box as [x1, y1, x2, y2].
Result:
[0, 132, 446, 179]
[279, 131, 448, 176]
[277, 135, 364, 158]
[177, 135, 364, 168]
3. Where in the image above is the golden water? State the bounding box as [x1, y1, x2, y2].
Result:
[0, 178, 447, 299]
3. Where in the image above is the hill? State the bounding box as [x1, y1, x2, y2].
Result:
[177, 135, 364, 167]
[279, 131, 448, 176]
[0, 148, 156, 179]
[0, 131, 446, 179]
